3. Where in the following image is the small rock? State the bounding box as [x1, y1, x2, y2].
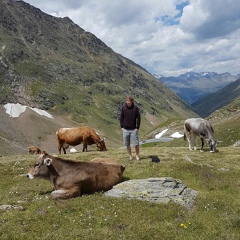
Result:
[0, 204, 24, 211]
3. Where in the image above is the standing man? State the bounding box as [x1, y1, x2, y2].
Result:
[120, 96, 141, 160]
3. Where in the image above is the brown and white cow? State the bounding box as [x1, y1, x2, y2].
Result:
[56, 126, 107, 154]
[184, 118, 217, 153]
[27, 152, 125, 199]
[28, 146, 41, 154]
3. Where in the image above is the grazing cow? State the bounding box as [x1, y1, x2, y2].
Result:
[184, 118, 217, 152]
[28, 146, 41, 154]
[56, 126, 107, 154]
[27, 152, 125, 199]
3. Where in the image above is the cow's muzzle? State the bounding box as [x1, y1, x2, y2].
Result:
[27, 173, 34, 179]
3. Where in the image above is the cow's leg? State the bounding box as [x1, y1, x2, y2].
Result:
[186, 133, 193, 151]
[185, 131, 193, 151]
[62, 143, 69, 154]
[187, 137, 192, 151]
[51, 189, 81, 199]
[192, 134, 197, 150]
[58, 145, 62, 154]
[200, 137, 204, 152]
[82, 140, 87, 152]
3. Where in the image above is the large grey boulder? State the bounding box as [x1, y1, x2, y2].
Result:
[105, 177, 197, 210]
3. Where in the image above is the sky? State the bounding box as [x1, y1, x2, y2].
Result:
[23, 0, 240, 77]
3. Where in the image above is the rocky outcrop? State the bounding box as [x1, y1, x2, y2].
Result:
[105, 177, 198, 210]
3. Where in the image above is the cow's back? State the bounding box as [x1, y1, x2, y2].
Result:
[28, 146, 41, 154]
[185, 119, 206, 134]
[187, 118, 213, 136]
[79, 162, 125, 193]
[57, 127, 87, 144]
[91, 157, 119, 165]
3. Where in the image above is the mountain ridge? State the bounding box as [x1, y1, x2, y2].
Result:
[154, 71, 239, 104]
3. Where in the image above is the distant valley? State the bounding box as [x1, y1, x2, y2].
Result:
[154, 72, 239, 105]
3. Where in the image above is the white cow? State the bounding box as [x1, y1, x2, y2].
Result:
[184, 118, 217, 153]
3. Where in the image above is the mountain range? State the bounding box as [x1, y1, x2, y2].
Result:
[154, 72, 239, 104]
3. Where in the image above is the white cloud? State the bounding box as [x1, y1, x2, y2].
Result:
[23, 0, 240, 76]
[180, 0, 240, 39]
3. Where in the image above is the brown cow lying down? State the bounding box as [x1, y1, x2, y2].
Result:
[27, 152, 125, 199]
[28, 146, 41, 154]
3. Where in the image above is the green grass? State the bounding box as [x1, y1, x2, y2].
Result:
[1, 146, 240, 239]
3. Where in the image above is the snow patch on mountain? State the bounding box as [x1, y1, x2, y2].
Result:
[4, 103, 53, 118]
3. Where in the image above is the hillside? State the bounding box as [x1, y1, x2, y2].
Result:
[145, 93, 240, 150]
[192, 78, 240, 117]
[156, 72, 239, 104]
[0, 0, 198, 155]
[0, 104, 81, 155]
[206, 96, 240, 147]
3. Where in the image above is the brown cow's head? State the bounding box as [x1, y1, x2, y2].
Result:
[97, 138, 107, 151]
[27, 152, 53, 179]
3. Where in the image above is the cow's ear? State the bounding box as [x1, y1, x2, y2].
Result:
[44, 158, 52, 166]
[42, 151, 49, 157]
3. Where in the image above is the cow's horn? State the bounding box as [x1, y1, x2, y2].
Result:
[44, 158, 52, 166]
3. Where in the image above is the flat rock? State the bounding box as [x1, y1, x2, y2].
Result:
[0, 204, 24, 211]
[105, 177, 197, 210]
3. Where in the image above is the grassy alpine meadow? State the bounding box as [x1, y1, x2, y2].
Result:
[0, 145, 240, 240]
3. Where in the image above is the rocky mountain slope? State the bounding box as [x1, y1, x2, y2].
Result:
[192, 78, 240, 117]
[155, 72, 239, 104]
[0, 0, 198, 155]
[0, 104, 81, 155]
